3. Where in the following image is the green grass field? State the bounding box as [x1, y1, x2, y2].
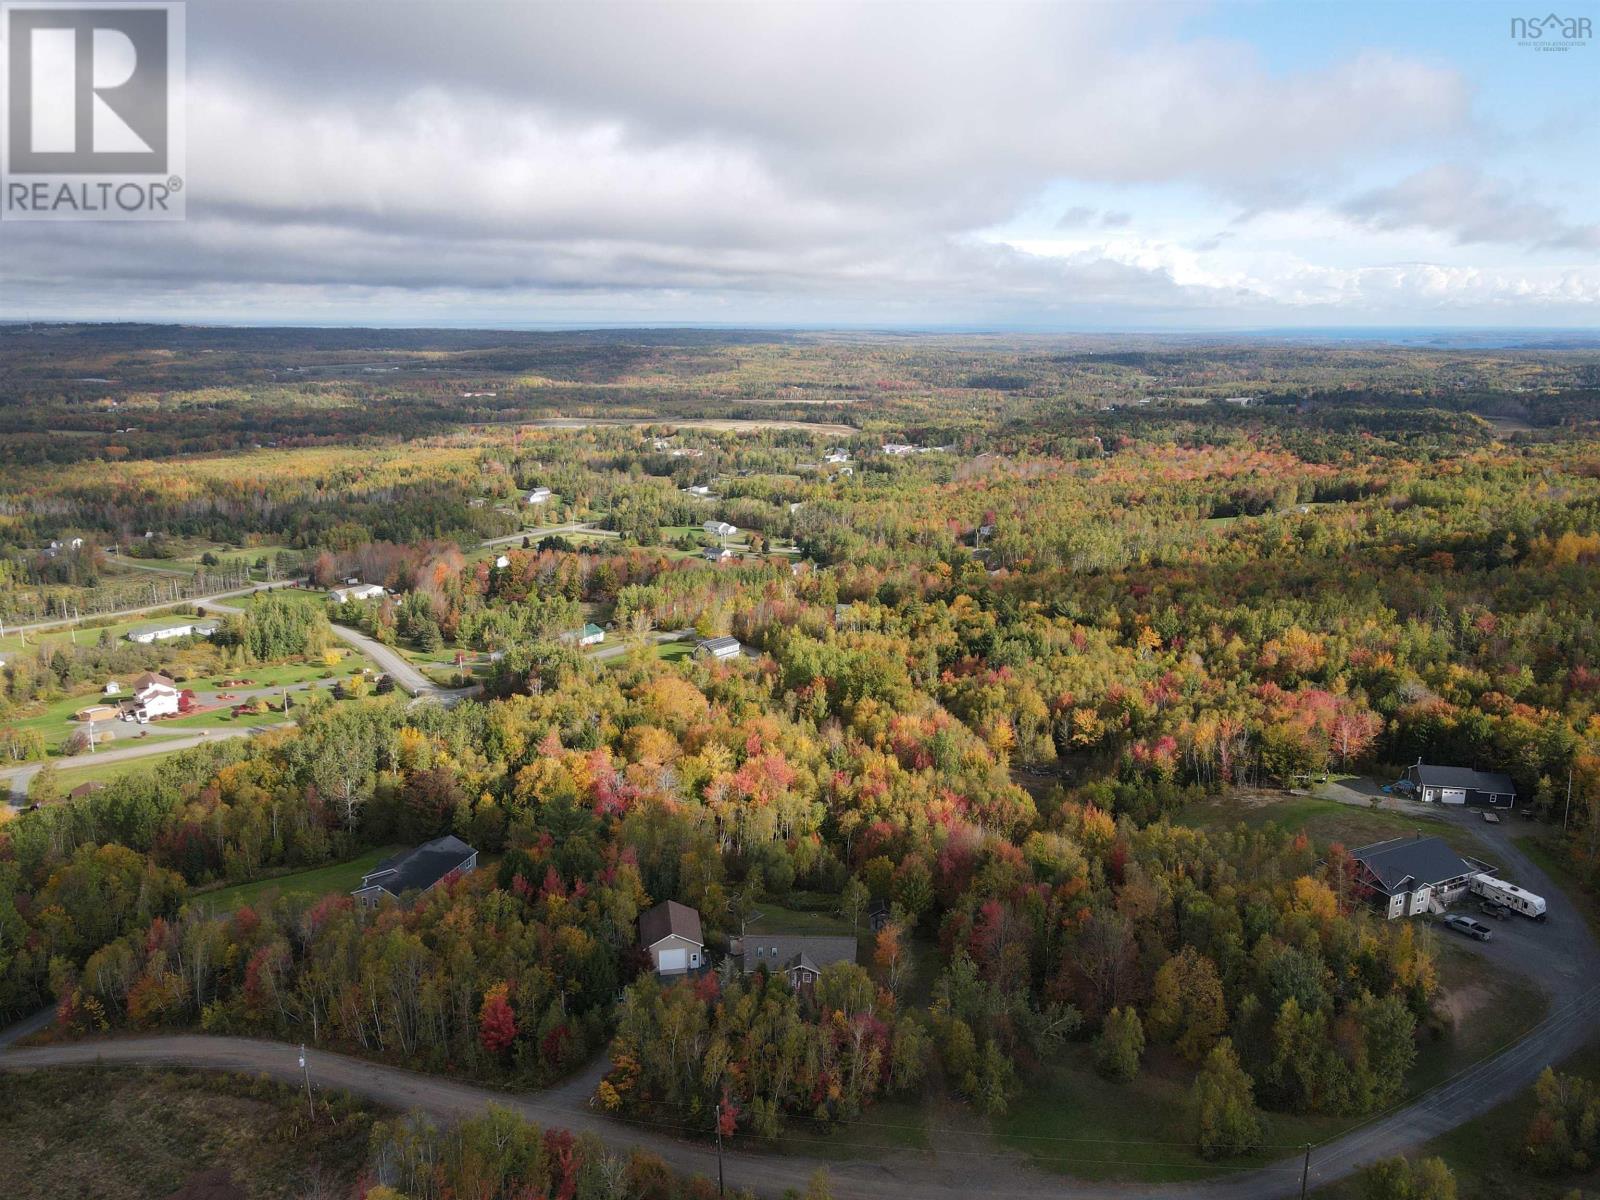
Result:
[1175, 792, 1489, 859]
[188, 845, 402, 913]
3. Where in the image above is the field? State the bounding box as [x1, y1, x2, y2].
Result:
[1175, 790, 1492, 861]
[0, 1067, 376, 1200]
[188, 845, 402, 913]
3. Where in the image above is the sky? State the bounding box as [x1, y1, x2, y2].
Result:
[2, 0, 1598, 329]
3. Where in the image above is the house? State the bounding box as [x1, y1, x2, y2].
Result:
[1405, 763, 1518, 810]
[130, 671, 181, 720]
[562, 622, 605, 647]
[737, 934, 857, 990]
[525, 487, 552, 505]
[1349, 836, 1480, 919]
[881, 443, 917, 455]
[639, 900, 705, 976]
[823, 449, 850, 464]
[351, 835, 478, 907]
[867, 900, 893, 932]
[126, 619, 218, 645]
[703, 520, 737, 538]
[328, 583, 386, 604]
[694, 636, 743, 660]
[684, 485, 715, 498]
[703, 546, 734, 563]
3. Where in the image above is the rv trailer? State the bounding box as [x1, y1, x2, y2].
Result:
[1469, 873, 1547, 921]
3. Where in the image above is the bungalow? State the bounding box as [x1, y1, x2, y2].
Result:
[126, 619, 219, 645]
[822, 449, 850, 464]
[703, 546, 734, 563]
[1349, 836, 1480, 919]
[129, 671, 181, 720]
[684, 485, 715, 498]
[328, 583, 386, 604]
[703, 520, 737, 538]
[1405, 763, 1518, 810]
[639, 900, 705, 976]
[694, 636, 743, 660]
[562, 622, 605, 647]
[881, 442, 917, 455]
[737, 934, 857, 990]
[525, 487, 552, 505]
[351, 835, 478, 907]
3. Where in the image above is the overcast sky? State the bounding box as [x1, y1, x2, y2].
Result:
[3, 0, 1598, 329]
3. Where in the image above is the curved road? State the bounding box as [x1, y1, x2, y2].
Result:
[3, 818, 1595, 1200]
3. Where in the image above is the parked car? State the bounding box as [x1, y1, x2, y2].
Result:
[1443, 915, 1493, 942]
[1478, 900, 1510, 920]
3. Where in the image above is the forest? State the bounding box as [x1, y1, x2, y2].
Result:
[4, 327, 1600, 1191]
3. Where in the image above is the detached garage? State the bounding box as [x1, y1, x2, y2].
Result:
[639, 900, 705, 977]
[1406, 763, 1518, 810]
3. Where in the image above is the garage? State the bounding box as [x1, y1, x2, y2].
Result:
[1442, 787, 1466, 805]
[657, 948, 688, 972]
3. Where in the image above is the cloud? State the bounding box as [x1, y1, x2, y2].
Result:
[1057, 207, 1134, 230]
[1342, 165, 1600, 252]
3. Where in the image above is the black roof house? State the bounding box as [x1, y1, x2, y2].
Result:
[352, 835, 478, 904]
[1406, 763, 1518, 809]
[1349, 836, 1478, 906]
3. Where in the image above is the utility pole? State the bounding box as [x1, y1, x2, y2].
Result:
[1300, 1143, 1311, 1200]
[297, 1049, 312, 1126]
[1564, 766, 1574, 831]
[714, 1103, 725, 1197]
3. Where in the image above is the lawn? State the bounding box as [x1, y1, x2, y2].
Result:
[189, 845, 402, 912]
[746, 895, 860, 938]
[764, 1091, 932, 1161]
[1175, 792, 1490, 860]
[0, 1066, 376, 1200]
[0, 609, 197, 655]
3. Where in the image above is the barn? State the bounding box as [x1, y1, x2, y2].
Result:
[1406, 763, 1518, 810]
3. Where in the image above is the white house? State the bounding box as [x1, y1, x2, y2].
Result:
[685, 485, 715, 498]
[639, 900, 704, 976]
[126, 619, 219, 645]
[823, 449, 850, 464]
[703, 520, 737, 538]
[328, 583, 386, 603]
[694, 636, 743, 660]
[525, 487, 552, 505]
[130, 671, 181, 720]
[561, 622, 606, 647]
[881, 443, 917, 455]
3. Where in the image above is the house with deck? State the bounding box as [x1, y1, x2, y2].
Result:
[1349, 835, 1480, 919]
[351, 835, 478, 907]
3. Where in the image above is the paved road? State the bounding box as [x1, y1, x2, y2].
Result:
[480, 521, 618, 550]
[2, 722, 294, 803]
[1, 580, 287, 637]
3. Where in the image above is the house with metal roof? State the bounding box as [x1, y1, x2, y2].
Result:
[1405, 763, 1517, 810]
[639, 900, 705, 976]
[351, 835, 477, 907]
[1349, 835, 1480, 919]
[694, 635, 743, 660]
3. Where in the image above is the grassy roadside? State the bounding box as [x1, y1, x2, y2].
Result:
[0, 1066, 377, 1200]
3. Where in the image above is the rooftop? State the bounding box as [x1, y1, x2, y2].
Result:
[1411, 764, 1517, 794]
[1352, 835, 1476, 893]
[358, 834, 476, 897]
[640, 899, 704, 947]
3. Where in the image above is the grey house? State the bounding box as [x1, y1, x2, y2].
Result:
[351, 835, 478, 907]
[640, 900, 705, 976]
[737, 934, 857, 990]
[1350, 836, 1478, 919]
[1406, 763, 1518, 810]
